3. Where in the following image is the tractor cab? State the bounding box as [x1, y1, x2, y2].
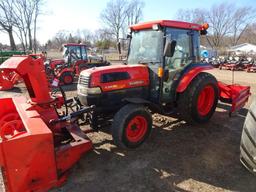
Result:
[126, 20, 207, 103]
[62, 43, 88, 65]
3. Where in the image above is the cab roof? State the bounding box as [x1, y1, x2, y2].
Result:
[130, 20, 203, 31]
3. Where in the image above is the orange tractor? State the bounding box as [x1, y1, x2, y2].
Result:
[0, 20, 251, 192]
[45, 43, 110, 85]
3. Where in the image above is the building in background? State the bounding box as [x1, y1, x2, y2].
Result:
[229, 43, 256, 55]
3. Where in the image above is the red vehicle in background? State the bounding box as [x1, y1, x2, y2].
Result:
[45, 43, 110, 84]
[246, 63, 256, 72]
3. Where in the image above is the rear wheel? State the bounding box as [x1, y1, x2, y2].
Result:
[60, 72, 74, 85]
[112, 104, 152, 149]
[240, 99, 256, 174]
[177, 72, 219, 124]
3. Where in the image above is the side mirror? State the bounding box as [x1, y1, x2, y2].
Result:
[164, 40, 176, 57]
[200, 30, 207, 35]
[127, 33, 132, 39]
[117, 41, 121, 54]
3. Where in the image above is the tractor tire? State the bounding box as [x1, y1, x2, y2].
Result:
[240, 99, 256, 174]
[60, 72, 74, 85]
[177, 72, 219, 124]
[111, 104, 152, 149]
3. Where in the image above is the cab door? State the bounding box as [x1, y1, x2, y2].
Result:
[161, 28, 197, 103]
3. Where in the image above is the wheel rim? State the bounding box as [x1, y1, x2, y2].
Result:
[197, 85, 215, 116]
[63, 75, 72, 84]
[126, 115, 148, 143]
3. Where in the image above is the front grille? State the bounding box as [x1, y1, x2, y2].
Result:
[79, 74, 90, 87]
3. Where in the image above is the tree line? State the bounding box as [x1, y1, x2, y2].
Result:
[176, 2, 256, 49]
[1, 0, 256, 51]
[45, 0, 144, 50]
[0, 0, 43, 51]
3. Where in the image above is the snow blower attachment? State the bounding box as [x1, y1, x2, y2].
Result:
[0, 55, 93, 192]
[0, 70, 21, 90]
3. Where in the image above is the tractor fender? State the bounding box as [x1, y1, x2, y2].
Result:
[57, 68, 74, 78]
[49, 59, 65, 69]
[176, 65, 213, 93]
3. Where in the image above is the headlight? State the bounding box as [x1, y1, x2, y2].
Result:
[78, 85, 101, 95]
[88, 87, 101, 94]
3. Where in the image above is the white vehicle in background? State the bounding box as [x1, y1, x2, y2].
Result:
[88, 52, 103, 62]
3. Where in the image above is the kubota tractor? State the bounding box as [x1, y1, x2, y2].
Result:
[77, 20, 250, 149]
[45, 43, 110, 84]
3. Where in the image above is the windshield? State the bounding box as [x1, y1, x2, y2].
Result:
[127, 30, 163, 64]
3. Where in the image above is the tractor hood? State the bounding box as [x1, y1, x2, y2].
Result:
[80, 64, 149, 80]
[79, 64, 150, 91]
[78, 64, 150, 106]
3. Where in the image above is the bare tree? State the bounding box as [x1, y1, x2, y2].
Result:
[176, 8, 206, 24]
[33, 0, 42, 53]
[230, 7, 255, 46]
[126, 0, 144, 26]
[100, 0, 129, 42]
[5, 0, 44, 52]
[176, 3, 256, 48]
[0, 0, 17, 50]
[206, 3, 234, 48]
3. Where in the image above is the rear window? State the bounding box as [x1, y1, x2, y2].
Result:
[101, 72, 130, 83]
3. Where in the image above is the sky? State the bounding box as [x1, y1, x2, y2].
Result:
[1, 0, 256, 45]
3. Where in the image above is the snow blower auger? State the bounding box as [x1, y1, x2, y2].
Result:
[0, 55, 93, 192]
[0, 69, 21, 91]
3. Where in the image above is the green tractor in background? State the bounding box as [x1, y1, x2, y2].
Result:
[0, 50, 26, 64]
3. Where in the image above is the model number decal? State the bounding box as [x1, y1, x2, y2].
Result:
[129, 80, 144, 86]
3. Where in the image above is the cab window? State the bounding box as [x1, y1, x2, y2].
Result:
[165, 28, 193, 70]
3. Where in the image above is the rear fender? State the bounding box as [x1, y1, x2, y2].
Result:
[176, 64, 213, 93]
[57, 68, 74, 78]
[50, 59, 65, 69]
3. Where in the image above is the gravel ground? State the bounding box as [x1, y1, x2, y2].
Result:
[0, 68, 256, 192]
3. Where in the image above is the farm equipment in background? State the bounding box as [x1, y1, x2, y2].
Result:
[0, 69, 21, 90]
[205, 57, 223, 68]
[0, 51, 26, 90]
[77, 20, 251, 149]
[0, 54, 93, 191]
[246, 60, 256, 72]
[219, 56, 253, 71]
[45, 43, 110, 85]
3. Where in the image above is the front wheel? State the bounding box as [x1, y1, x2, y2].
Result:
[60, 72, 74, 85]
[177, 72, 219, 124]
[111, 104, 152, 149]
